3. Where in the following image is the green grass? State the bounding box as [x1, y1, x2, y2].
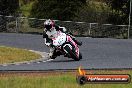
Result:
[0, 70, 132, 88]
[0, 46, 41, 64]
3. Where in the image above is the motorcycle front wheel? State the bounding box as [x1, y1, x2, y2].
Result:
[63, 45, 82, 61]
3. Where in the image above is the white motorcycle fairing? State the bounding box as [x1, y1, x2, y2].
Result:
[50, 31, 81, 61]
[52, 31, 67, 46]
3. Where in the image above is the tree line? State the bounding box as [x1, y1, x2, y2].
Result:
[0, 0, 131, 25]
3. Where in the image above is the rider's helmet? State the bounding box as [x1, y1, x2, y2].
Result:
[44, 19, 55, 32]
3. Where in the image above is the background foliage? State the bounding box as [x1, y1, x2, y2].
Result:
[0, 0, 130, 24]
[0, 0, 131, 34]
[30, 0, 86, 21]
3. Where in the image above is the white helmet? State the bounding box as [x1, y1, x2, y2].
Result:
[44, 19, 55, 31]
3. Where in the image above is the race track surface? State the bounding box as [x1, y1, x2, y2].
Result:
[0, 33, 132, 70]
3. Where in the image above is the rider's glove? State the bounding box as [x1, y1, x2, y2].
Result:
[45, 42, 51, 46]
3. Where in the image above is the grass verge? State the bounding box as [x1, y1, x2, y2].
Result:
[0, 46, 41, 64]
[0, 70, 131, 88]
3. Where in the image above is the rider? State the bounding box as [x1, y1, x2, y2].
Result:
[43, 19, 82, 59]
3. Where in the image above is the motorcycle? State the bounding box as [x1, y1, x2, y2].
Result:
[50, 30, 82, 61]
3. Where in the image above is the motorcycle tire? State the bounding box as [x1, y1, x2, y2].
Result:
[63, 45, 81, 61]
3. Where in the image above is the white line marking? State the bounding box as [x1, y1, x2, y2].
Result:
[46, 59, 54, 62]
[37, 62, 40, 64]
[2, 64, 7, 66]
[26, 63, 31, 64]
[85, 37, 91, 38]
[42, 61, 46, 62]
[15, 63, 20, 65]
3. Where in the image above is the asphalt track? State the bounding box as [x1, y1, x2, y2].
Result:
[0, 33, 132, 71]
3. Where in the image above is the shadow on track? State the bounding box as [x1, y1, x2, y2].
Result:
[50, 59, 75, 63]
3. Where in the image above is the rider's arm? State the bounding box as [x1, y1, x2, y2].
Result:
[43, 31, 48, 38]
[59, 27, 67, 32]
[55, 25, 75, 37]
[55, 25, 67, 32]
[44, 35, 54, 47]
[58, 26, 73, 34]
[43, 31, 52, 46]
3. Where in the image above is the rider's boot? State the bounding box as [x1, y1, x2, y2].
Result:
[49, 48, 62, 59]
[49, 47, 56, 59]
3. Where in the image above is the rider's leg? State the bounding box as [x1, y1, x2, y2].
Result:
[49, 48, 62, 59]
[49, 47, 55, 58]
